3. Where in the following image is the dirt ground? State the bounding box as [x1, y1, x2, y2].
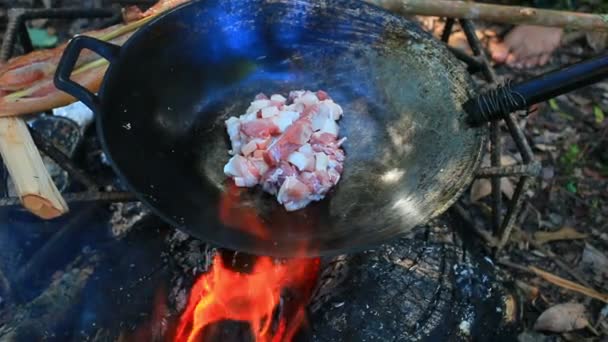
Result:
[419, 13, 608, 341]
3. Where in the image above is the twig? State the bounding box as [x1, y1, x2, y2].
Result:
[498, 259, 608, 303]
[366, 0, 608, 31]
[530, 266, 608, 303]
[529, 239, 592, 288]
[452, 203, 498, 247]
[0, 11, 158, 111]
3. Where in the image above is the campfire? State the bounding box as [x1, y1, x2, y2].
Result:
[174, 252, 319, 342]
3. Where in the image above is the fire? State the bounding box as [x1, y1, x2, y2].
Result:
[174, 254, 319, 342]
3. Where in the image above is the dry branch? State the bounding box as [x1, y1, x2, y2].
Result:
[367, 0, 608, 32]
[0, 117, 68, 219]
[499, 259, 608, 303]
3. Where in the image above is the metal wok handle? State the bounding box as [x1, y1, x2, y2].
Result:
[465, 54, 608, 126]
[54, 35, 121, 112]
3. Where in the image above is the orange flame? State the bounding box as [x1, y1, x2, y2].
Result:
[174, 254, 319, 342]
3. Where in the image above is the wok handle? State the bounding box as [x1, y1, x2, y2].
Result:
[54, 35, 121, 112]
[464, 54, 608, 126]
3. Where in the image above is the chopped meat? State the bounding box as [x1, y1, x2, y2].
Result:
[223, 90, 346, 211]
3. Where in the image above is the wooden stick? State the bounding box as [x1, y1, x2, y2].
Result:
[0, 117, 68, 219]
[530, 266, 608, 303]
[366, 0, 608, 32]
[499, 259, 608, 303]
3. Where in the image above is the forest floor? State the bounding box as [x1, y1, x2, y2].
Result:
[420, 15, 608, 341]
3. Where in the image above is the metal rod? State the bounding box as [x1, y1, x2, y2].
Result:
[460, 19, 496, 80]
[476, 163, 541, 178]
[460, 18, 504, 233]
[447, 46, 483, 72]
[29, 127, 100, 190]
[0, 191, 136, 207]
[18, 19, 34, 54]
[20, 8, 116, 20]
[441, 18, 455, 43]
[458, 17, 539, 250]
[504, 114, 534, 164]
[490, 122, 502, 233]
[496, 176, 530, 250]
[0, 9, 25, 61]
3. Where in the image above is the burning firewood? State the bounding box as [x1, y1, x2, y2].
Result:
[0, 254, 97, 340]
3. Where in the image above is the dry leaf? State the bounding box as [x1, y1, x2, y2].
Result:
[532, 227, 587, 245]
[501, 178, 514, 199]
[471, 179, 492, 202]
[586, 31, 608, 53]
[534, 303, 589, 333]
[535, 143, 557, 152]
[470, 178, 514, 202]
[501, 155, 518, 166]
[580, 243, 608, 280]
[567, 94, 593, 107]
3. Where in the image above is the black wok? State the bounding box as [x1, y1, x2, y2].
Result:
[53, 0, 607, 257]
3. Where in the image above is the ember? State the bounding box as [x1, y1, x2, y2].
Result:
[174, 253, 320, 342]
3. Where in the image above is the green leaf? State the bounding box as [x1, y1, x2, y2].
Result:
[560, 144, 581, 169]
[548, 99, 560, 111]
[557, 112, 574, 121]
[27, 28, 58, 48]
[566, 144, 581, 159]
[594, 105, 605, 124]
[565, 181, 577, 194]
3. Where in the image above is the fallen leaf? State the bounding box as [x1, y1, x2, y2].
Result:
[471, 179, 491, 202]
[586, 31, 608, 52]
[557, 112, 575, 121]
[594, 105, 605, 124]
[541, 166, 555, 180]
[580, 243, 608, 280]
[567, 94, 593, 106]
[583, 167, 606, 180]
[565, 181, 577, 194]
[501, 155, 518, 166]
[470, 178, 514, 202]
[534, 303, 589, 333]
[535, 143, 557, 152]
[533, 227, 587, 245]
[549, 99, 560, 111]
[502, 178, 514, 199]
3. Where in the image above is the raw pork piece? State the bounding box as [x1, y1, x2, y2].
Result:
[223, 90, 345, 211]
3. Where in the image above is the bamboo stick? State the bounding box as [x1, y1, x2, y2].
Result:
[366, 0, 608, 32]
[0, 13, 154, 117]
[0, 117, 68, 219]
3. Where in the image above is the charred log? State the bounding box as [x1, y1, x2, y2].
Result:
[311, 216, 520, 341]
[0, 253, 98, 341]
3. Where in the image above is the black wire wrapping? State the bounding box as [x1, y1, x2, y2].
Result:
[465, 80, 528, 126]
